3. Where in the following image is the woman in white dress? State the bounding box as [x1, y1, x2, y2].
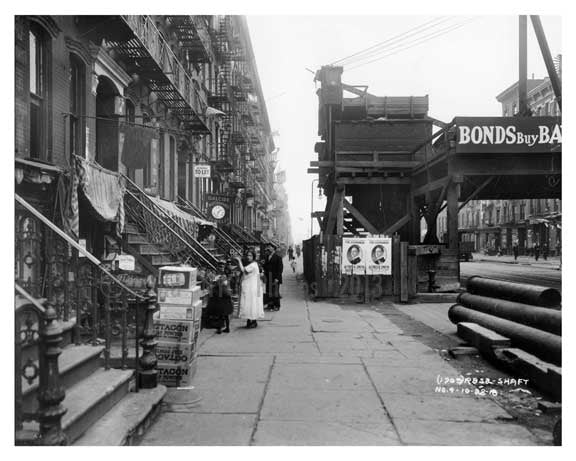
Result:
[235, 250, 264, 328]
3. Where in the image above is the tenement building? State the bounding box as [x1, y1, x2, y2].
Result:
[14, 15, 289, 445]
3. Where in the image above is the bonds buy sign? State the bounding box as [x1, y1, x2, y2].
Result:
[454, 116, 561, 154]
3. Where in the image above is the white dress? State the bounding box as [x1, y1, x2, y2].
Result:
[239, 261, 265, 320]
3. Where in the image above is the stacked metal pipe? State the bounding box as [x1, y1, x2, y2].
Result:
[449, 277, 561, 365]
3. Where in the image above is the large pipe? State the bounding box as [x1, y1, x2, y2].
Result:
[457, 293, 561, 335]
[448, 304, 561, 365]
[466, 276, 561, 308]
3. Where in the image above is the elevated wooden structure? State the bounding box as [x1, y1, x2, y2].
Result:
[307, 66, 561, 299]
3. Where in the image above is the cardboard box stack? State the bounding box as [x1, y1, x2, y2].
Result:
[154, 266, 204, 387]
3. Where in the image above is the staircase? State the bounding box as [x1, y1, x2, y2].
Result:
[15, 195, 166, 446]
[17, 303, 166, 446]
[123, 175, 219, 272]
[123, 222, 177, 276]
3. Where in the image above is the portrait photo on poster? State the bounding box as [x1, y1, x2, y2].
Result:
[371, 244, 387, 264]
[347, 244, 363, 265]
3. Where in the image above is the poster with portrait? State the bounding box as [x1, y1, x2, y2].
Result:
[366, 237, 392, 275]
[341, 238, 366, 275]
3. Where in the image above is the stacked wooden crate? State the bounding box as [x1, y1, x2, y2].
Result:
[153, 266, 204, 387]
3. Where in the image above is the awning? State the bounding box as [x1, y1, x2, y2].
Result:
[150, 196, 215, 227]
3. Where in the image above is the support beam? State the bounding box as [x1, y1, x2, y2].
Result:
[438, 176, 495, 214]
[336, 177, 411, 185]
[382, 214, 411, 236]
[519, 16, 529, 115]
[324, 187, 344, 234]
[336, 191, 344, 237]
[342, 198, 379, 235]
[531, 15, 562, 112]
[446, 180, 460, 251]
[313, 160, 420, 169]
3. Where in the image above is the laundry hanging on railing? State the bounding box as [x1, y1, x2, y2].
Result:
[75, 156, 126, 232]
[150, 196, 214, 228]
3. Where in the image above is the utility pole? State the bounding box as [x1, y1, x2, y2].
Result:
[518, 16, 529, 116]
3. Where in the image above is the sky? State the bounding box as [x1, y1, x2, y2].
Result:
[247, 14, 562, 244]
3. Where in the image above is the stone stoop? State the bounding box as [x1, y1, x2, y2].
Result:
[18, 341, 167, 446]
[73, 385, 166, 446]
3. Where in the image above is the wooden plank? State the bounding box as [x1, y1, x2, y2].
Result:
[336, 192, 344, 238]
[311, 211, 325, 218]
[342, 198, 379, 235]
[392, 235, 400, 297]
[313, 160, 420, 168]
[446, 180, 459, 251]
[400, 242, 409, 302]
[307, 168, 319, 174]
[382, 214, 411, 235]
[324, 188, 344, 235]
[335, 177, 411, 185]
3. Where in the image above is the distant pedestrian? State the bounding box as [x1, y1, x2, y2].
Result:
[513, 244, 519, 261]
[288, 246, 295, 260]
[235, 251, 264, 329]
[543, 244, 549, 260]
[534, 244, 540, 261]
[290, 259, 297, 273]
[295, 245, 301, 258]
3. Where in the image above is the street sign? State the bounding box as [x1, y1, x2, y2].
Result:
[455, 116, 561, 154]
[194, 164, 211, 178]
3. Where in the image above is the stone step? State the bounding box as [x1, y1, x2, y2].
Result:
[22, 344, 105, 413]
[124, 223, 141, 234]
[63, 368, 134, 443]
[21, 368, 134, 444]
[127, 233, 150, 245]
[150, 254, 176, 265]
[138, 244, 168, 255]
[74, 385, 166, 446]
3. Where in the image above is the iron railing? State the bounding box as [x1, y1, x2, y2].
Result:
[123, 175, 218, 271]
[177, 195, 242, 257]
[15, 194, 158, 445]
[119, 15, 209, 128]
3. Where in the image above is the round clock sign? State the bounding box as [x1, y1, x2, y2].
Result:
[211, 204, 226, 220]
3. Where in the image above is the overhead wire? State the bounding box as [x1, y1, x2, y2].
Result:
[346, 17, 478, 71]
[330, 16, 452, 67]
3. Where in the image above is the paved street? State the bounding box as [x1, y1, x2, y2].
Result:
[139, 260, 546, 446]
[461, 254, 561, 291]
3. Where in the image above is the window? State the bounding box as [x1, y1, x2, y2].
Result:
[29, 23, 48, 159]
[496, 209, 501, 223]
[69, 54, 85, 157]
[520, 203, 526, 220]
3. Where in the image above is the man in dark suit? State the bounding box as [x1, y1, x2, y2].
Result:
[263, 244, 283, 311]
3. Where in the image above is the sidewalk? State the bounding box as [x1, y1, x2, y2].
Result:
[472, 253, 561, 270]
[139, 259, 545, 446]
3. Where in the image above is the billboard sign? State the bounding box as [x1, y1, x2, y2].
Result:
[454, 117, 561, 154]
